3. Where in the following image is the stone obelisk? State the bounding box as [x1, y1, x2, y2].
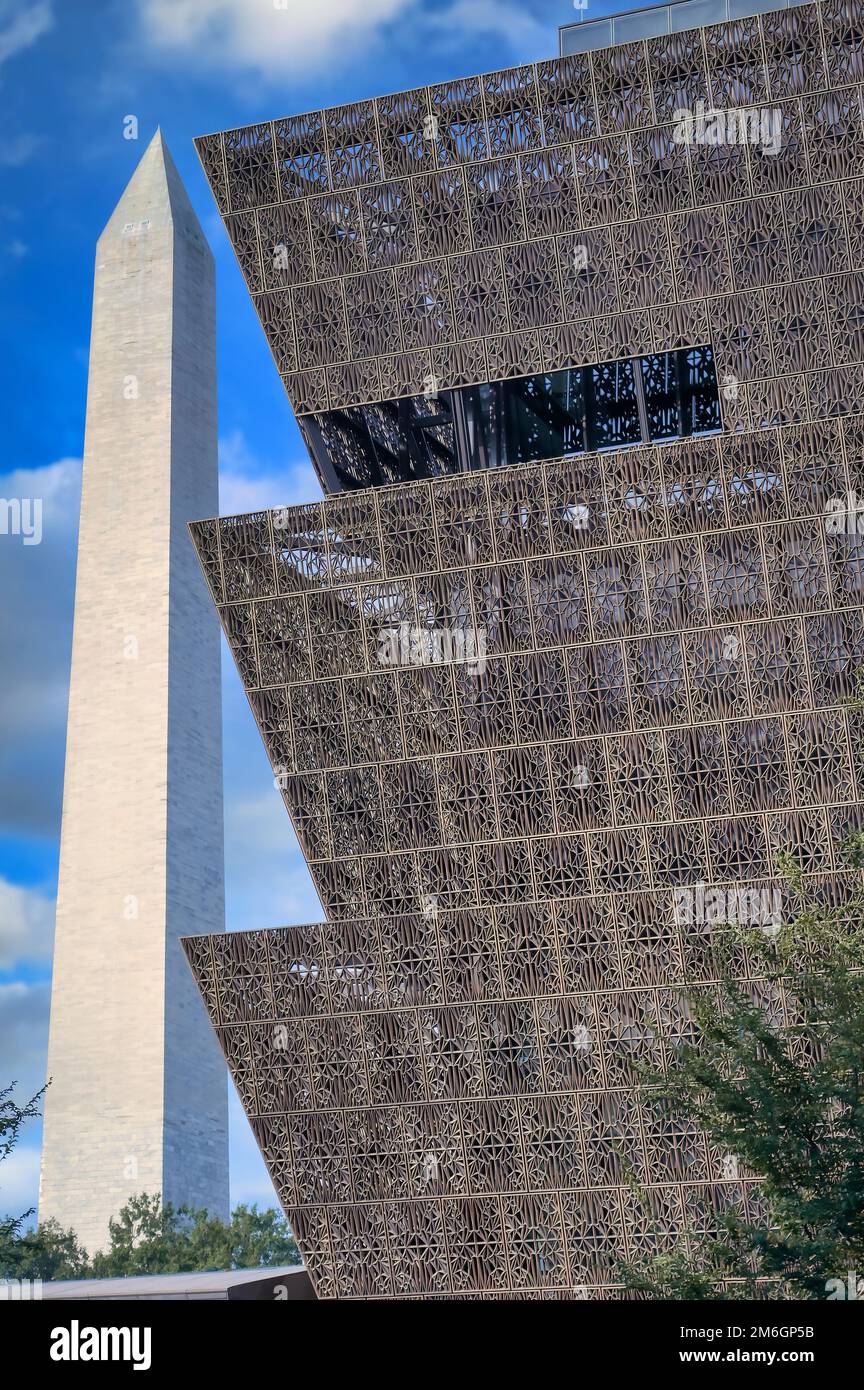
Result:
[39, 130, 228, 1252]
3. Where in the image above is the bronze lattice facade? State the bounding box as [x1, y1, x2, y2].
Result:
[183, 1, 864, 1297]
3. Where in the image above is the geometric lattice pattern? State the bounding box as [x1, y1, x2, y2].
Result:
[195, 1, 864, 419]
[183, 3, 864, 1297]
[186, 409, 864, 1297]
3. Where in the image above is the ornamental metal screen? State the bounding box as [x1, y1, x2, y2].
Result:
[184, 1, 864, 1298]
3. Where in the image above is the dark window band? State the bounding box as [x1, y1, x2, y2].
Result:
[299, 345, 723, 493]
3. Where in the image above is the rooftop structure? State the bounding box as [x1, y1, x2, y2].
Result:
[31, 1266, 314, 1302]
[560, 0, 814, 56]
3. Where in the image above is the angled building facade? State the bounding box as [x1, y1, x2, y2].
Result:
[184, 1, 864, 1296]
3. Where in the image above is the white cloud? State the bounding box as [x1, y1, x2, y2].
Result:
[225, 789, 322, 932]
[0, 455, 80, 506]
[0, 876, 54, 969]
[424, 0, 551, 59]
[136, 0, 552, 81]
[219, 429, 320, 515]
[137, 0, 408, 78]
[0, 1, 52, 68]
[5, 238, 27, 257]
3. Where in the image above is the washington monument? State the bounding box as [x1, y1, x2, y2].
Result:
[39, 130, 228, 1251]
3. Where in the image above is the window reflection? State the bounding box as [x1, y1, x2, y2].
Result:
[300, 345, 723, 492]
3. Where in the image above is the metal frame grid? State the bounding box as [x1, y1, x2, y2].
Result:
[182, 1, 864, 1298]
[185, 410, 864, 1298]
[194, 1, 864, 419]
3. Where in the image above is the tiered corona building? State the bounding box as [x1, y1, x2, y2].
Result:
[183, 0, 864, 1296]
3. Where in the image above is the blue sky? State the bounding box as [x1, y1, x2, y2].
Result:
[0, 0, 623, 1227]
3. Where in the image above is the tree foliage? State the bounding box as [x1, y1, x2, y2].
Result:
[622, 838, 864, 1299]
[89, 1194, 300, 1278]
[2, 1217, 89, 1281]
[1, 1192, 300, 1281]
[0, 1082, 46, 1244]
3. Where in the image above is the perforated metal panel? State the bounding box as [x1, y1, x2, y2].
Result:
[184, 1, 864, 1298]
[195, 2, 864, 422]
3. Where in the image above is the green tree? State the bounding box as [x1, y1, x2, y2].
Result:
[226, 1202, 302, 1270]
[2, 1218, 89, 1281]
[0, 1080, 88, 1280]
[0, 1081, 45, 1243]
[2, 1191, 300, 1280]
[622, 841, 864, 1300]
[87, 1193, 300, 1277]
